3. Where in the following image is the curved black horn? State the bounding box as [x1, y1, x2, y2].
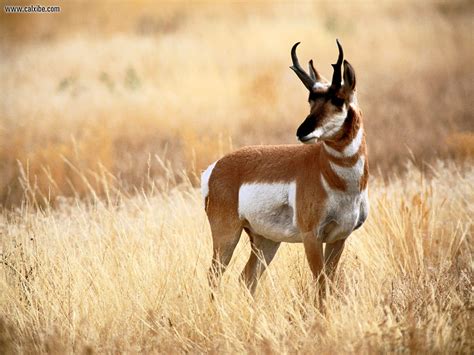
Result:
[330, 39, 344, 89]
[290, 42, 315, 91]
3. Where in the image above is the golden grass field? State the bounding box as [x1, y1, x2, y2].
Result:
[0, 161, 472, 353]
[0, 0, 473, 353]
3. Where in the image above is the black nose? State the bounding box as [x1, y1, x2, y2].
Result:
[296, 115, 315, 140]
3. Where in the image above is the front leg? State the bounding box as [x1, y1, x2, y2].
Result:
[324, 239, 345, 282]
[302, 232, 325, 293]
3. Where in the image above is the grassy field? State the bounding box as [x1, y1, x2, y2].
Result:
[0, 161, 472, 353]
[0, 0, 473, 353]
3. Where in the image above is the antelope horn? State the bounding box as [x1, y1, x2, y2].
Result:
[308, 59, 321, 81]
[330, 39, 344, 89]
[290, 42, 315, 91]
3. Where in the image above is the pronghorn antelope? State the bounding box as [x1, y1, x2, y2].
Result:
[202, 40, 369, 295]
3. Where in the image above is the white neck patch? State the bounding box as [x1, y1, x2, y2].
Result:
[324, 127, 363, 158]
[329, 155, 365, 193]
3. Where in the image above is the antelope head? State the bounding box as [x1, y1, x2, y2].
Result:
[291, 40, 357, 144]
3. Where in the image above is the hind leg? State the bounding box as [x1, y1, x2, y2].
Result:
[207, 222, 243, 291]
[240, 229, 280, 295]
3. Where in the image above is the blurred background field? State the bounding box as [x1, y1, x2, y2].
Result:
[1, 0, 473, 206]
[1, 1, 473, 353]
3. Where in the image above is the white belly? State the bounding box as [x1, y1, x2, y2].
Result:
[238, 182, 301, 243]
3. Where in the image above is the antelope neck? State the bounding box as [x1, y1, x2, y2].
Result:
[318, 106, 367, 192]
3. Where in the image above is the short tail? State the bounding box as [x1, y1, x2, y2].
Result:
[200, 161, 217, 205]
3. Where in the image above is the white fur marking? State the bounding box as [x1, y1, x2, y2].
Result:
[360, 188, 370, 223]
[324, 127, 363, 158]
[238, 182, 300, 242]
[319, 171, 367, 242]
[299, 108, 348, 143]
[330, 156, 365, 192]
[201, 161, 217, 202]
[321, 108, 348, 138]
[288, 182, 297, 226]
[300, 127, 324, 142]
[312, 82, 329, 90]
[344, 127, 364, 156]
[323, 144, 342, 157]
[300, 108, 347, 143]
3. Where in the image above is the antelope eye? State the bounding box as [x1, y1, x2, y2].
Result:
[331, 97, 345, 107]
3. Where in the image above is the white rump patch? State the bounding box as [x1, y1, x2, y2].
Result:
[238, 182, 300, 243]
[201, 161, 217, 202]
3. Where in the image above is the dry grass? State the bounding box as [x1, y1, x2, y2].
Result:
[1, 0, 473, 206]
[0, 160, 472, 353]
[0, 1, 473, 353]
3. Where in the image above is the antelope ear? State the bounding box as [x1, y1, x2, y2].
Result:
[342, 60, 356, 92]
